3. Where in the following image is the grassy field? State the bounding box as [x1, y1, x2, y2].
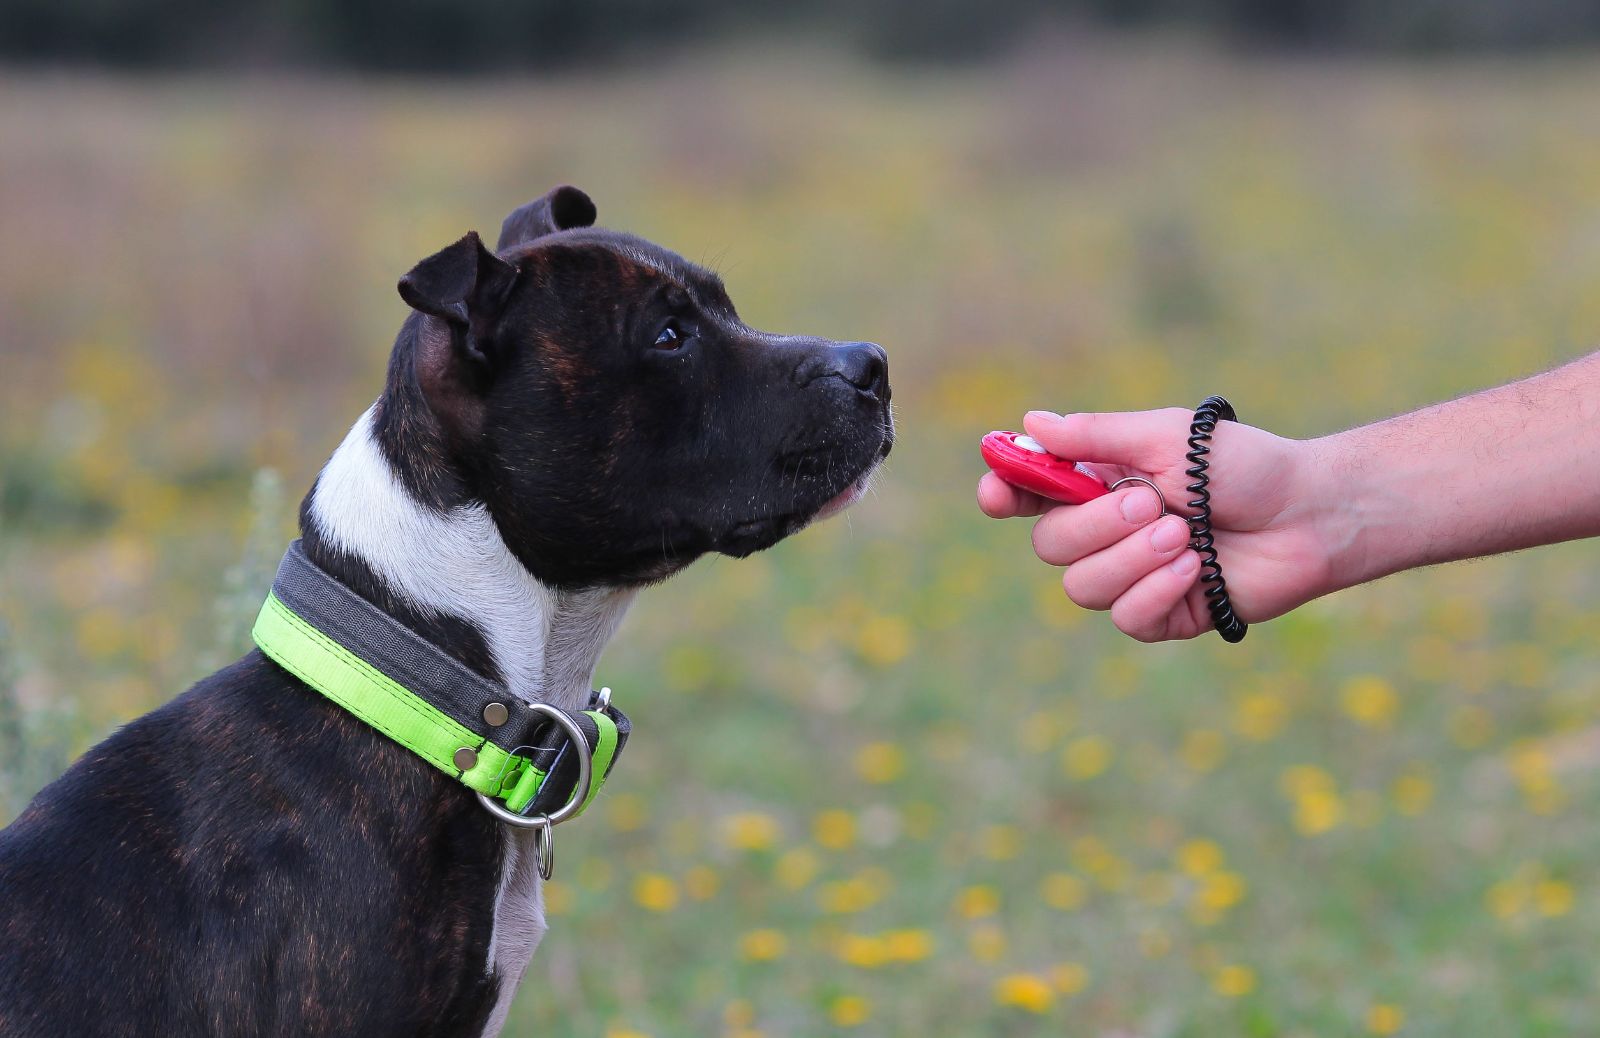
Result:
[5, 42, 1600, 1037]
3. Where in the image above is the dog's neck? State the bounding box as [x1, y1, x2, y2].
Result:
[302, 405, 635, 712]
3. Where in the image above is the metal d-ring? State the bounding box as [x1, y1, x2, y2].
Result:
[1108, 475, 1168, 517]
[475, 703, 594, 880]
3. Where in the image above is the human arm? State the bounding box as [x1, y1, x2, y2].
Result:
[979, 350, 1600, 641]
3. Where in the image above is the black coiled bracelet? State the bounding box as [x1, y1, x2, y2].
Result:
[1185, 396, 1248, 643]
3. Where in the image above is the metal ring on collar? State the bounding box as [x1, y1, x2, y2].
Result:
[474, 702, 593, 831]
[1107, 475, 1168, 517]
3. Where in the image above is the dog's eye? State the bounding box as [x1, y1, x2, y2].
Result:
[652, 320, 687, 351]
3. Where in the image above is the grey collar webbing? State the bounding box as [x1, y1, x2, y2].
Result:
[254, 540, 630, 862]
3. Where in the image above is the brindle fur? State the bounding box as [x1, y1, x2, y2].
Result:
[0, 186, 891, 1036]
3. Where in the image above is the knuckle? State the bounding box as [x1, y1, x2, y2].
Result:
[1062, 567, 1110, 611]
[1029, 519, 1063, 564]
[1111, 601, 1161, 642]
[1031, 512, 1081, 566]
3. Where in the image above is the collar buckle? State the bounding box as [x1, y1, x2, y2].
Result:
[474, 700, 604, 880]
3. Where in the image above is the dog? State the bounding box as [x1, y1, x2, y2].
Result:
[0, 186, 892, 1037]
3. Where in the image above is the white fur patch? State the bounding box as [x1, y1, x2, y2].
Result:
[307, 406, 636, 1037]
[477, 828, 547, 1038]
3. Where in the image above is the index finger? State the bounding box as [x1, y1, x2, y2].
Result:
[1023, 408, 1193, 472]
[977, 471, 1051, 519]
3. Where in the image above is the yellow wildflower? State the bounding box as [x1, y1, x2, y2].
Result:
[993, 973, 1054, 1013]
[835, 934, 888, 969]
[1211, 964, 1256, 997]
[1233, 691, 1289, 740]
[813, 810, 856, 850]
[980, 824, 1022, 861]
[1294, 789, 1345, 835]
[721, 812, 781, 852]
[1176, 839, 1224, 877]
[1508, 743, 1565, 814]
[1341, 675, 1398, 727]
[817, 876, 880, 914]
[1041, 872, 1087, 911]
[1061, 736, 1113, 779]
[883, 929, 936, 962]
[828, 995, 871, 1027]
[857, 614, 912, 667]
[739, 929, 789, 962]
[1280, 765, 1336, 797]
[854, 742, 906, 784]
[955, 884, 1000, 918]
[1484, 880, 1525, 919]
[1534, 879, 1574, 917]
[1366, 1003, 1405, 1034]
[1196, 871, 1248, 912]
[1392, 773, 1433, 816]
[631, 873, 679, 912]
[774, 848, 819, 890]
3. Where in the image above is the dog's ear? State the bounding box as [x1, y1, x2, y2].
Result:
[497, 185, 597, 251]
[397, 231, 518, 368]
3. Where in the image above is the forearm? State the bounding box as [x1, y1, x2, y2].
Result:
[1313, 350, 1600, 591]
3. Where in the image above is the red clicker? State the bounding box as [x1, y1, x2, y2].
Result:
[980, 430, 1111, 505]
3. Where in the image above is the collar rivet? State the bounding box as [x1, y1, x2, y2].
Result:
[453, 747, 478, 771]
[483, 702, 509, 727]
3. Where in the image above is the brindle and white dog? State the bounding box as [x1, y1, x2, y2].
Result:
[0, 187, 892, 1037]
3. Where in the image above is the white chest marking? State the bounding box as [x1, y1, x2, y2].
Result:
[307, 406, 636, 1037]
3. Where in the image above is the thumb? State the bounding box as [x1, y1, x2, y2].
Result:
[1022, 408, 1186, 469]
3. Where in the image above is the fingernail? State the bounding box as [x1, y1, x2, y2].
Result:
[1169, 551, 1200, 577]
[1118, 487, 1160, 525]
[1025, 410, 1063, 423]
[1149, 515, 1189, 553]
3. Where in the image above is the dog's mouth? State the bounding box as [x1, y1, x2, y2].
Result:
[687, 403, 894, 563]
[813, 471, 874, 522]
[715, 473, 870, 557]
[716, 441, 889, 558]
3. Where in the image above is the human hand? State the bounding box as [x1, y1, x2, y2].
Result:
[978, 409, 1343, 641]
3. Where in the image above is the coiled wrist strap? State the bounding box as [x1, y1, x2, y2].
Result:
[1185, 397, 1248, 643]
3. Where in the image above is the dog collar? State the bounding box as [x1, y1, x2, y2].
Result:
[251, 540, 629, 878]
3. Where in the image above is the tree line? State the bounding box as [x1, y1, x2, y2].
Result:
[4, 0, 1599, 71]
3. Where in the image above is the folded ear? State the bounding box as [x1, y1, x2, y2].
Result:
[497, 185, 597, 251]
[397, 231, 518, 367]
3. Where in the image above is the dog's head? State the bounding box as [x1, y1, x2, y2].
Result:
[383, 186, 892, 589]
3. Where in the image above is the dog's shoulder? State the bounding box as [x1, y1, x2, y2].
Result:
[0, 653, 508, 1037]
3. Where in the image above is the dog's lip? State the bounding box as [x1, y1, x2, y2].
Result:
[814, 472, 873, 521]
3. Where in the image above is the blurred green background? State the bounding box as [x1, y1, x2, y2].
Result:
[4, 7, 1600, 1037]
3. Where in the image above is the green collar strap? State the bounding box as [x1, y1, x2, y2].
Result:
[252, 541, 629, 855]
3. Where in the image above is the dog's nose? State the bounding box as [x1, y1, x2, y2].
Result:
[824, 341, 890, 402]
